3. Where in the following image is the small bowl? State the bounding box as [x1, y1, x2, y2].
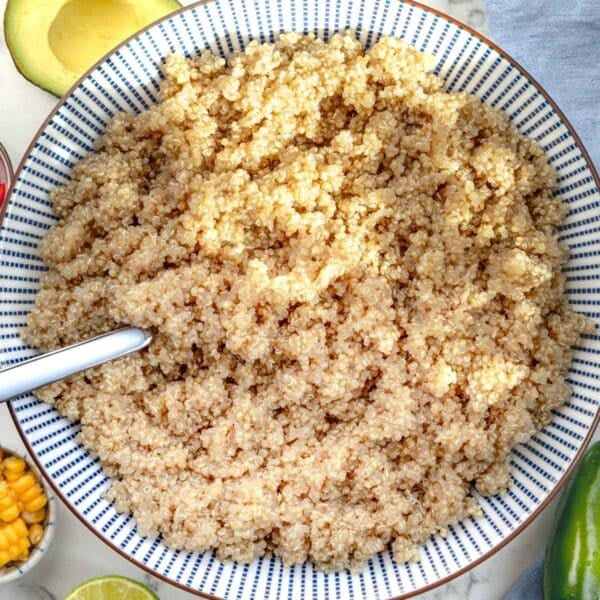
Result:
[0, 143, 12, 206]
[0, 447, 56, 585]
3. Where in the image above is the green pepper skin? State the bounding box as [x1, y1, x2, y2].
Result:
[544, 441, 600, 600]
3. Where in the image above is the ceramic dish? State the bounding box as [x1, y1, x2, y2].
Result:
[1, 1, 599, 598]
[0, 143, 12, 206]
[0, 448, 56, 585]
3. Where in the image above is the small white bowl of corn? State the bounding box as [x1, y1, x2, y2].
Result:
[0, 447, 56, 585]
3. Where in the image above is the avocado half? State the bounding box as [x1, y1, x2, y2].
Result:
[4, 0, 181, 97]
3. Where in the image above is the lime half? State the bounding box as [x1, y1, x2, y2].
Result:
[65, 575, 159, 600]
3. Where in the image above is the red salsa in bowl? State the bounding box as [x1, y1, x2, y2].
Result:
[0, 143, 13, 206]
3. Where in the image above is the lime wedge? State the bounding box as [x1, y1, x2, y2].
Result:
[65, 575, 159, 600]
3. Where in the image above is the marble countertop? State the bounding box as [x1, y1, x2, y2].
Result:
[0, 0, 592, 598]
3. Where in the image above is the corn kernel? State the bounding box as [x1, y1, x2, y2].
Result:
[22, 509, 46, 524]
[24, 495, 47, 513]
[0, 450, 4, 461]
[9, 473, 35, 496]
[0, 550, 10, 568]
[3, 471, 21, 483]
[20, 484, 42, 505]
[1, 525, 17, 546]
[0, 518, 28, 551]
[15, 548, 30, 562]
[0, 481, 10, 498]
[0, 530, 8, 550]
[0, 505, 20, 523]
[3, 457, 26, 474]
[0, 495, 15, 511]
[17, 536, 29, 552]
[8, 537, 29, 559]
[28, 524, 43, 546]
[0, 485, 20, 522]
[12, 518, 28, 539]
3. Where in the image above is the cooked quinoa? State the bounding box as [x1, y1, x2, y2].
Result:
[24, 32, 590, 570]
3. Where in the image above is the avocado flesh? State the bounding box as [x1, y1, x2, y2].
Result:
[4, 0, 181, 97]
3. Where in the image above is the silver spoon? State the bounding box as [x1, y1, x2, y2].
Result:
[0, 327, 152, 403]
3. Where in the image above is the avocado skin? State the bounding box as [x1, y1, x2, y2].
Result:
[4, 0, 182, 97]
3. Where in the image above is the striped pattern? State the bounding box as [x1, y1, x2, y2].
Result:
[1, 1, 599, 598]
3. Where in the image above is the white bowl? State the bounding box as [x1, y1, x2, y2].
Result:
[1, 0, 599, 598]
[0, 448, 56, 586]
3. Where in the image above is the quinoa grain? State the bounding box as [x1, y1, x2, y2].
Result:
[24, 33, 591, 570]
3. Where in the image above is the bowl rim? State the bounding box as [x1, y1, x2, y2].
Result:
[2, 0, 599, 598]
[0, 446, 56, 585]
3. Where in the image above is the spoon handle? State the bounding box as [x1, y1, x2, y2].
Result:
[0, 327, 152, 403]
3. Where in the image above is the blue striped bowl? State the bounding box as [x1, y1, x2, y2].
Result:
[1, 1, 599, 598]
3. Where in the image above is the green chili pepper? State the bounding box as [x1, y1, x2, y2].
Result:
[544, 440, 600, 600]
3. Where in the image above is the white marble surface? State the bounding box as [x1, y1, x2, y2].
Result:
[1, 1, 592, 599]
